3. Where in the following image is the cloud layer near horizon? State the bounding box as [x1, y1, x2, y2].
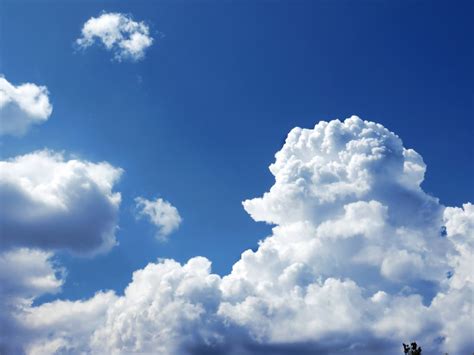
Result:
[76, 12, 153, 62]
[0, 76, 53, 136]
[2, 117, 473, 355]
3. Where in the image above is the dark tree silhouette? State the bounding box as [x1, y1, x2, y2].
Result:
[402, 342, 422, 354]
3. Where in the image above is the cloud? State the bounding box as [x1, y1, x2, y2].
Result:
[0, 248, 64, 354]
[135, 197, 182, 240]
[0, 150, 123, 255]
[0, 149, 122, 352]
[76, 12, 153, 62]
[21, 291, 117, 355]
[0, 248, 63, 300]
[242, 116, 439, 228]
[0, 246, 119, 355]
[3, 117, 473, 354]
[0, 76, 53, 136]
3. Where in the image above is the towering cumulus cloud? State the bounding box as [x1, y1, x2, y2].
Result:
[0, 76, 52, 136]
[5, 117, 473, 354]
[76, 12, 153, 61]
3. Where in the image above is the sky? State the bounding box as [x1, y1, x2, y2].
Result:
[0, 0, 473, 354]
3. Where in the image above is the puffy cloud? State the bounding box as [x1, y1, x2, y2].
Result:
[0, 149, 122, 352]
[90, 257, 224, 354]
[22, 291, 117, 355]
[4, 117, 473, 354]
[76, 12, 153, 62]
[242, 116, 439, 228]
[0, 76, 52, 136]
[0, 249, 63, 301]
[135, 197, 182, 240]
[0, 150, 122, 255]
[429, 203, 474, 354]
[0, 249, 64, 354]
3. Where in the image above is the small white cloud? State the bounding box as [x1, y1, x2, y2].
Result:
[0, 150, 123, 255]
[0, 75, 53, 136]
[135, 197, 182, 240]
[76, 12, 153, 62]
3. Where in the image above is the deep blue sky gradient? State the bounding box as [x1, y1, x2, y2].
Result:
[1, 0, 472, 302]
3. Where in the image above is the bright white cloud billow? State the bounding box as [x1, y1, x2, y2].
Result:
[0, 150, 123, 255]
[0, 150, 123, 353]
[76, 12, 153, 61]
[0, 76, 52, 136]
[135, 197, 182, 239]
[2, 117, 473, 354]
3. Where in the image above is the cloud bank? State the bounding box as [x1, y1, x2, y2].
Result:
[2, 117, 473, 354]
[135, 197, 182, 240]
[76, 12, 153, 62]
[0, 150, 123, 353]
[0, 150, 122, 255]
[0, 76, 53, 136]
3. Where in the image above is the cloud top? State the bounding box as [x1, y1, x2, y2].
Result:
[0, 76, 53, 136]
[243, 115, 435, 227]
[135, 197, 182, 239]
[76, 12, 153, 61]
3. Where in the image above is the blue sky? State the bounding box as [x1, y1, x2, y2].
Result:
[0, 1, 473, 354]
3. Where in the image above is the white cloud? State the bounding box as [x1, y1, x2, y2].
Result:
[76, 12, 153, 62]
[0, 149, 123, 352]
[135, 197, 182, 240]
[0, 248, 63, 300]
[3, 117, 473, 354]
[90, 257, 224, 354]
[429, 203, 474, 354]
[242, 116, 439, 228]
[0, 248, 64, 354]
[0, 150, 123, 255]
[0, 76, 52, 136]
[22, 291, 117, 355]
